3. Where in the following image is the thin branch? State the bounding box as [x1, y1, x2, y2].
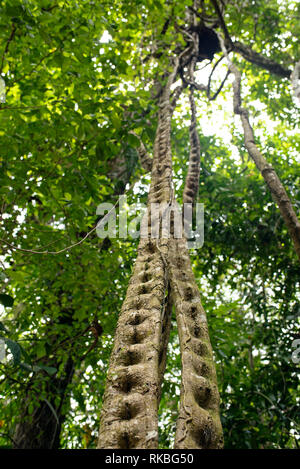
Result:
[0, 432, 19, 448]
[208, 68, 230, 101]
[12, 48, 58, 85]
[0, 23, 16, 74]
[210, 0, 232, 46]
[0, 185, 134, 256]
[207, 54, 230, 101]
[0, 98, 68, 111]
[0, 104, 55, 111]
[41, 4, 59, 12]
[188, 5, 218, 24]
[189, 80, 207, 92]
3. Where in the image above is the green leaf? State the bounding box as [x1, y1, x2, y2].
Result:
[3, 338, 21, 365]
[20, 362, 57, 375]
[218, 349, 227, 359]
[0, 322, 9, 333]
[36, 364, 57, 375]
[0, 294, 14, 307]
[127, 133, 140, 148]
[0, 271, 6, 281]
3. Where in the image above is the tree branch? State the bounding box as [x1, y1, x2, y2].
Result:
[129, 131, 153, 172]
[210, 0, 291, 79]
[207, 55, 230, 101]
[219, 33, 300, 261]
[210, 0, 232, 46]
[0, 23, 16, 74]
[232, 41, 291, 79]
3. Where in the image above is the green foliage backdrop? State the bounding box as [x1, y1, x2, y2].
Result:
[0, 0, 299, 449]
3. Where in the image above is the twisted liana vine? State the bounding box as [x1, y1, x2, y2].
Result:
[97, 59, 181, 449]
[98, 3, 224, 449]
[218, 33, 300, 262]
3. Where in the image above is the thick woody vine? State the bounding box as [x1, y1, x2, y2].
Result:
[97, 8, 224, 447]
[97, 0, 300, 450]
[0, 0, 298, 451]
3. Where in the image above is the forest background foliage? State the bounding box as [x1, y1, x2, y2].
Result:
[0, 0, 299, 449]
